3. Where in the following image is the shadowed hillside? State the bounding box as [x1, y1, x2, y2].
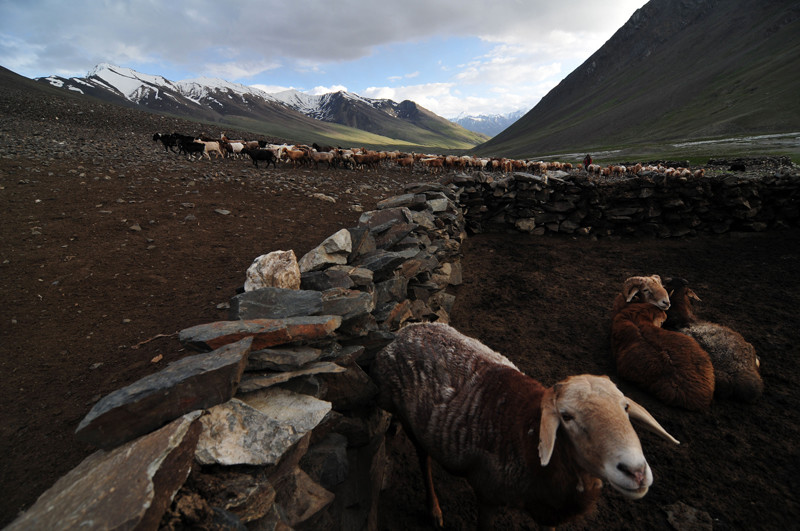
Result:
[476, 0, 800, 158]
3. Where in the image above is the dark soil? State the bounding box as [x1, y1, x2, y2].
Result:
[2, 69, 799, 530]
[380, 230, 800, 530]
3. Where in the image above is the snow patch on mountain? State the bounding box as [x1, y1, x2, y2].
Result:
[451, 110, 526, 137]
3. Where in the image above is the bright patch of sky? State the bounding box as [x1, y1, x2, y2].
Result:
[0, 0, 648, 118]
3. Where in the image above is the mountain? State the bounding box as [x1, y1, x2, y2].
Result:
[274, 89, 489, 148]
[451, 110, 526, 137]
[36, 63, 487, 150]
[475, 0, 800, 158]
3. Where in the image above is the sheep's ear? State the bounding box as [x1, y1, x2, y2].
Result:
[687, 288, 702, 302]
[627, 399, 680, 445]
[538, 386, 561, 466]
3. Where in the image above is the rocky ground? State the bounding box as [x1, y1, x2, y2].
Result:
[2, 72, 799, 530]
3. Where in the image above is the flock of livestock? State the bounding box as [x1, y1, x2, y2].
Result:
[372, 274, 762, 528]
[152, 132, 705, 178]
[153, 128, 753, 528]
[152, 128, 755, 528]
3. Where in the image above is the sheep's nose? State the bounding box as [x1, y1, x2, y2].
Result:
[660, 300, 671, 310]
[617, 463, 646, 486]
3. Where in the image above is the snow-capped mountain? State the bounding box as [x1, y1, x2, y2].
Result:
[41, 63, 281, 111]
[36, 63, 487, 147]
[451, 110, 526, 137]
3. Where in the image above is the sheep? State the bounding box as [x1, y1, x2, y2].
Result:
[241, 147, 277, 169]
[352, 151, 380, 170]
[372, 322, 679, 529]
[194, 140, 224, 160]
[611, 274, 671, 315]
[396, 154, 415, 169]
[283, 148, 308, 168]
[152, 132, 178, 152]
[610, 302, 715, 411]
[419, 156, 444, 173]
[220, 139, 245, 159]
[663, 277, 763, 402]
[308, 149, 335, 169]
[177, 138, 206, 159]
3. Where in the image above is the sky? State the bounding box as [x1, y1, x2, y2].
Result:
[0, 0, 648, 119]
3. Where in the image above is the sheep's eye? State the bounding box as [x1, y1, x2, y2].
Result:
[560, 412, 574, 422]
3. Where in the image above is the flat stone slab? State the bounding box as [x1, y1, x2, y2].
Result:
[239, 361, 346, 393]
[8, 412, 202, 531]
[179, 315, 342, 352]
[75, 338, 253, 449]
[229, 287, 323, 320]
[247, 345, 323, 372]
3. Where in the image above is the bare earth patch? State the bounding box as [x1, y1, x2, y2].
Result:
[1, 79, 798, 530]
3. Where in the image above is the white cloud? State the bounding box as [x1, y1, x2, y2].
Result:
[251, 83, 296, 94]
[203, 60, 282, 81]
[309, 84, 348, 95]
[1, 0, 648, 116]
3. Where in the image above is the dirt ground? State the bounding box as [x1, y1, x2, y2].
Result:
[379, 230, 800, 530]
[2, 71, 799, 530]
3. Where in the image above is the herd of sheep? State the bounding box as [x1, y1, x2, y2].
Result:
[152, 131, 704, 178]
[372, 275, 762, 529]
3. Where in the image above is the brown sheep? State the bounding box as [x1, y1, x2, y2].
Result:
[664, 277, 763, 402]
[372, 322, 679, 529]
[610, 274, 672, 315]
[611, 302, 715, 411]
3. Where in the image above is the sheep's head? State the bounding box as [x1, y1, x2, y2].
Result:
[622, 275, 671, 310]
[663, 277, 701, 304]
[539, 375, 679, 499]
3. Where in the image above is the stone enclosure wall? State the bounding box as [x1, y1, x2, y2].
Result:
[457, 167, 800, 237]
[9, 168, 798, 531]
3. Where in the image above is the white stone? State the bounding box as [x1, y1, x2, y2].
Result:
[244, 250, 301, 292]
[195, 390, 331, 466]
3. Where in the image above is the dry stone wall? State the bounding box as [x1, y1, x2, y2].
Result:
[9, 167, 799, 531]
[456, 168, 800, 237]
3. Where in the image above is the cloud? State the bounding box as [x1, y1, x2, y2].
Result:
[202, 59, 282, 81]
[3, 1, 646, 76]
[251, 83, 296, 94]
[309, 84, 348, 95]
[1, 0, 648, 116]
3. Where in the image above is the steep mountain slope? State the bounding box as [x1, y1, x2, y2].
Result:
[35, 64, 486, 149]
[476, 0, 800, 158]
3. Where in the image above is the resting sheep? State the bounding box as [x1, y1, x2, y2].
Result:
[611, 302, 715, 411]
[611, 274, 671, 315]
[372, 322, 679, 529]
[663, 277, 763, 402]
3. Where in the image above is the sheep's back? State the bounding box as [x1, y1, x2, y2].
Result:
[611, 307, 715, 410]
[680, 322, 763, 402]
[372, 323, 536, 472]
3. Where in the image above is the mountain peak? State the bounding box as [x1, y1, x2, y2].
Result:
[34, 62, 487, 149]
